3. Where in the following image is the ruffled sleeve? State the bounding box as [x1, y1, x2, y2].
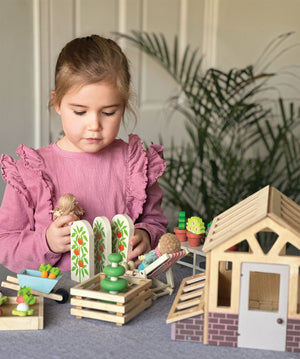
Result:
[1, 153, 34, 208]
[127, 134, 148, 221]
[146, 143, 166, 187]
[127, 134, 166, 222]
[0, 145, 63, 272]
[16, 144, 45, 169]
[1, 145, 55, 221]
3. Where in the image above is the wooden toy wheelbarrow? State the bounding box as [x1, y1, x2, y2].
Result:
[1, 269, 69, 304]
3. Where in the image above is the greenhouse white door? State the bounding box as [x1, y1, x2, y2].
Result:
[238, 263, 289, 351]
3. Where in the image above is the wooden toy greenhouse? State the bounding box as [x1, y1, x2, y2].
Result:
[167, 186, 300, 353]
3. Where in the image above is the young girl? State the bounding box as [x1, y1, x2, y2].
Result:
[0, 35, 168, 273]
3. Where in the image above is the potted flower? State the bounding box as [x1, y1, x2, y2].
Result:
[173, 211, 187, 242]
[186, 216, 205, 247]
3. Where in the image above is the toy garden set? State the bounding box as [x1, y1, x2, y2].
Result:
[0, 213, 188, 328]
[0, 264, 64, 330]
[69, 215, 188, 325]
[1, 186, 300, 353]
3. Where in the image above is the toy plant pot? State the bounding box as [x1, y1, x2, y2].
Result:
[186, 231, 203, 247]
[227, 244, 239, 251]
[173, 227, 187, 242]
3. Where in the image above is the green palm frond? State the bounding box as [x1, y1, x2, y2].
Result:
[115, 31, 203, 92]
[117, 31, 300, 226]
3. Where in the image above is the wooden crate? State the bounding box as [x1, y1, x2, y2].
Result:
[0, 296, 44, 330]
[70, 273, 153, 326]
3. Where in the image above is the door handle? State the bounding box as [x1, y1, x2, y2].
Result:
[277, 318, 283, 324]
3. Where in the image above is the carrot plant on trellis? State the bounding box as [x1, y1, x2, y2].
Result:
[111, 215, 133, 261]
[112, 220, 128, 260]
[93, 221, 107, 272]
[71, 224, 89, 282]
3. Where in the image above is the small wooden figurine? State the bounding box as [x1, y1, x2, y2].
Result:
[52, 193, 84, 220]
[138, 233, 181, 270]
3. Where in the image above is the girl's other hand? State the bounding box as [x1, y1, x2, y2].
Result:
[46, 214, 77, 253]
[127, 228, 151, 265]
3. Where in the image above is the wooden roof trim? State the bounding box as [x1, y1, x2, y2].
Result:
[203, 186, 270, 252]
[268, 187, 300, 237]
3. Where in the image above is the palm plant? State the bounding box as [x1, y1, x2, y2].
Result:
[117, 31, 300, 227]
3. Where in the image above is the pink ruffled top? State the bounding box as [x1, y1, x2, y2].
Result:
[0, 134, 168, 272]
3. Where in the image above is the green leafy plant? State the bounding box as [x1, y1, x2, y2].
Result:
[117, 31, 300, 226]
[39, 263, 52, 273]
[50, 267, 62, 277]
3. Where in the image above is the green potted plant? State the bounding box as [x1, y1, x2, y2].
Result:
[186, 216, 205, 247]
[173, 211, 187, 242]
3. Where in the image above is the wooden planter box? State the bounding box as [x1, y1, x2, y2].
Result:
[0, 296, 44, 330]
[70, 273, 152, 326]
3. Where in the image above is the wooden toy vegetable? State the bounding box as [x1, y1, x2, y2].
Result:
[39, 264, 61, 279]
[12, 286, 36, 316]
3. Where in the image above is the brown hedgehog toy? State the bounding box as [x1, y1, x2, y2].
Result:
[157, 233, 181, 254]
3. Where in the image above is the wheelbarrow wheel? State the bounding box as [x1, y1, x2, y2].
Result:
[54, 288, 69, 304]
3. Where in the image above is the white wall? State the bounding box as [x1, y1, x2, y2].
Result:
[216, 0, 300, 100]
[0, 0, 35, 198]
[0, 0, 299, 202]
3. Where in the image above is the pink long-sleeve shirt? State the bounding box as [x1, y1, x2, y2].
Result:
[0, 134, 168, 273]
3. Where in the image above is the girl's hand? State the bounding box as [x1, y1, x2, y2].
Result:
[127, 229, 151, 264]
[46, 214, 77, 253]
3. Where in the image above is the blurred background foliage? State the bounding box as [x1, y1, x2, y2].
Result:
[118, 31, 300, 229]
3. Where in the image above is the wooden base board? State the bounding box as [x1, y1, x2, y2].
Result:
[70, 273, 153, 325]
[0, 296, 44, 330]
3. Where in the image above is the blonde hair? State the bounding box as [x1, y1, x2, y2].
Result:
[52, 193, 84, 220]
[51, 35, 132, 113]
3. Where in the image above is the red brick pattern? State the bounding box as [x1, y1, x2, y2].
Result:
[171, 314, 204, 342]
[286, 318, 300, 353]
[208, 312, 238, 347]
